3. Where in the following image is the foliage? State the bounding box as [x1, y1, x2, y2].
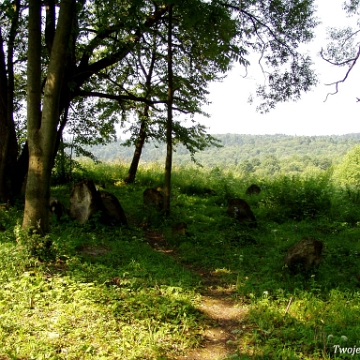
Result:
[259, 173, 334, 223]
[0, 201, 200, 358]
[81, 133, 360, 175]
[334, 144, 360, 188]
[14, 224, 55, 261]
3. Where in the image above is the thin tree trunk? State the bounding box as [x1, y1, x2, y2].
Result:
[23, 0, 75, 234]
[0, 30, 11, 203]
[163, 4, 173, 216]
[124, 107, 149, 184]
[5, 0, 21, 202]
[125, 33, 158, 184]
[0, 1, 21, 203]
[13, 142, 29, 197]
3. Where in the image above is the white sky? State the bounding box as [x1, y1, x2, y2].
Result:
[197, 0, 360, 136]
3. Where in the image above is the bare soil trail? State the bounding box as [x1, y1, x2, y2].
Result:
[145, 229, 247, 360]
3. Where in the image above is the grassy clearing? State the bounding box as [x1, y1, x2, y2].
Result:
[1, 162, 360, 359]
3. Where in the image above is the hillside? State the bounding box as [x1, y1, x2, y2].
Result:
[80, 133, 360, 173]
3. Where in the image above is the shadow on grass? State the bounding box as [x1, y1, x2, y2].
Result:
[0, 219, 205, 358]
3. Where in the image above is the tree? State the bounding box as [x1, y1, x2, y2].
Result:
[0, 0, 318, 232]
[121, 1, 232, 184]
[123, 39, 158, 184]
[1, 0, 171, 201]
[334, 145, 360, 188]
[21, 0, 173, 233]
[229, 0, 318, 112]
[23, 0, 75, 233]
[238, 160, 254, 174]
[164, 4, 174, 215]
[0, 0, 24, 203]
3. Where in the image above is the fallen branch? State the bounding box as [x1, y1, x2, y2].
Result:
[284, 297, 293, 316]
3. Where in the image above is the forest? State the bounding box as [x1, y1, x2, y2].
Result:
[76, 132, 360, 176]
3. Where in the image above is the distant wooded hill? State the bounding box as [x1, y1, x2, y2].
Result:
[82, 133, 360, 175]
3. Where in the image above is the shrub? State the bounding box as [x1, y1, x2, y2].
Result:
[260, 174, 333, 222]
[334, 145, 360, 187]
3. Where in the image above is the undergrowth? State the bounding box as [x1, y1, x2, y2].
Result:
[1, 162, 360, 359]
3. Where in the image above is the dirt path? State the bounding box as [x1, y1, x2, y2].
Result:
[145, 230, 246, 360]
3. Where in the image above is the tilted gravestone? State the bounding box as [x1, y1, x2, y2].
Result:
[69, 179, 127, 226]
[245, 184, 261, 195]
[227, 198, 257, 228]
[99, 190, 127, 226]
[143, 188, 164, 211]
[284, 237, 323, 273]
[69, 179, 102, 223]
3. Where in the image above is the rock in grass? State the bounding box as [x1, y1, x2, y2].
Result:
[143, 188, 164, 210]
[227, 198, 257, 228]
[70, 180, 127, 226]
[245, 184, 261, 195]
[99, 190, 127, 226]
[172, 222, 188, 236]
[69, 179, 102, 223]
[49, 198, 66, 221]
[284, 237, 323, 273]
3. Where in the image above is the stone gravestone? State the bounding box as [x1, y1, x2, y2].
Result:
[69, 179, 102, 223]
[245, 184, 261, 195]
[143, 188, 164, 210]
[227, 198, 257, 228]
[284, 237, 323, 273]
[49, 198, 66, 221]
[99, 190, 127, 226]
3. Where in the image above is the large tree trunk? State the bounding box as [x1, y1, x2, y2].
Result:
[23, 0, 42, 229]
[163, 5, 173, 216]
[23, 0, 75, 234]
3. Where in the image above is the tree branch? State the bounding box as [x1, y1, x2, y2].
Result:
[323, 45, 360, 102]
[76, 90, 166, 105]
[223, 3, 296, 57]
[73, 5, 168, 94]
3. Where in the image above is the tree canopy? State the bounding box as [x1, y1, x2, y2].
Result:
[0, 0, 320, 232]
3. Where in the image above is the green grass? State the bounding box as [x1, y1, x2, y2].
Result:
[1, 162, 360, 359]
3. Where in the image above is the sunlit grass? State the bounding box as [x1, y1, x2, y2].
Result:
[1, 161, 360, 359]
[0, 238, 201, 358]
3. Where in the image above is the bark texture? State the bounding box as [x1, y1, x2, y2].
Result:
[23, 0, 75, 233]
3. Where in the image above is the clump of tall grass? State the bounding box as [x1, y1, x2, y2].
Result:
[72, 159, 128, 185]
[257, 173, 334, 223]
